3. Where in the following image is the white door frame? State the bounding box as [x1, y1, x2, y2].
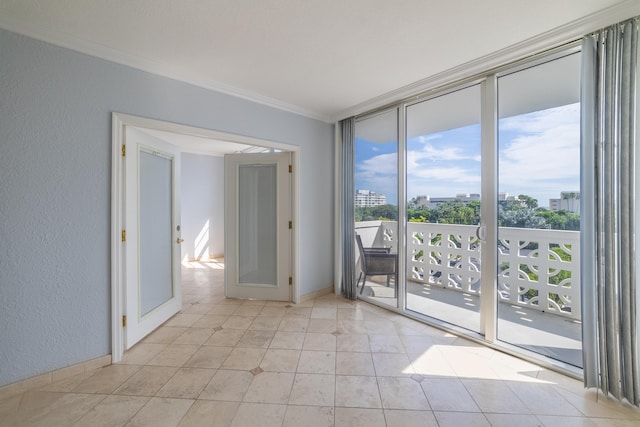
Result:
[111, 112, 301, 362]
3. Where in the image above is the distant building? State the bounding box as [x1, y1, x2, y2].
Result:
[355, 189, 387, 207]
[549, 191, 580, 213]
[412, 193, 481, 209]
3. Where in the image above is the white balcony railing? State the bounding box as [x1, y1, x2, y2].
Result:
[355, 221, 581, 321]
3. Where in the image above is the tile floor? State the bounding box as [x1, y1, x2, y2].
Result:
[2, 259, 640, 426]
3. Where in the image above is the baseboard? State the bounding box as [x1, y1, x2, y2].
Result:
[299, 286, 334, 303]
[0, 354, 112, 401]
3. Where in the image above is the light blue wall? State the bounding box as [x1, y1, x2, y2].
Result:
[0, 28, 334, 386]
[181, 153, 225, 260]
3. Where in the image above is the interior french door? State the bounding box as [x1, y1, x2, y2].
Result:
[224, 152, 292, 301]
[124, 127, 182, 349]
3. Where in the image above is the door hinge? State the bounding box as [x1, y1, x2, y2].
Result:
[289, 277, 292, 286]
[288, 164, 292, 173]
[122, 315, 127, 328]
[121, 229, 126, 242]
[121, 144, 126, 157]
[289, 221, 292, 229]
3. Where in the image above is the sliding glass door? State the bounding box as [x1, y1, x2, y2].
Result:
[351, 46, 583, 368]
[496, 52, 582, 366]
[354, 109, 399, 309]
[405, 85, 482, 333]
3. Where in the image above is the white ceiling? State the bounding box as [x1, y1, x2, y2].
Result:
[0, 0, 637, 122]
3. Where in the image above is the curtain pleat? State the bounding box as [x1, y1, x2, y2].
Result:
[340, 118, 357, 299]
[582, 17, 639, 406]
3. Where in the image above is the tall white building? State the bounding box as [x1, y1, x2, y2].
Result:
[355, 189, 387, 207]
[549, 191, 580, 213]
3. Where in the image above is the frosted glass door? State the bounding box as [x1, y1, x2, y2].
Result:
[224, 152, 291, 301]
[139, 150, 174, 315]
[238, 164, 277, 286]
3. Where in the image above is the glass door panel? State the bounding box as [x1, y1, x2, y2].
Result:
[238, 164, 277, 286]
[354, 109, 399, 309]
[497, 52, 582, 366]
[404, 85, 482, 333]
[139, 150, 174, 316]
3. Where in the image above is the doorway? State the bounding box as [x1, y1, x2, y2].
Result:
[111, 113, 300, 362]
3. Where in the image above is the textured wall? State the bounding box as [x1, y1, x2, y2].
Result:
[0, 28, 334, 386]
[181, 153, 225, 260]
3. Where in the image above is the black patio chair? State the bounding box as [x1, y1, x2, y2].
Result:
[356, 234, 397, 296]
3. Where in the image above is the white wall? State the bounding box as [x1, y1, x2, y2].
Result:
[0, 28, 334, 387]
[181, 153, 225, 260]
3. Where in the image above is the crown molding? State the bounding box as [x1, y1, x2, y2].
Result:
[0, 14, 332, 123]
[332, 0, 640, 122]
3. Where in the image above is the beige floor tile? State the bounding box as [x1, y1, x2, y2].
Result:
[369, 334, 405, 353]
[434, 411, 492, 427]
[259, 307, 288, 317]
[371, 353, 414, 377]
[377, 377, 430, 410]
[334, 407, 386, 427]
[204, 329, 245, 347]
[37, 371, 96, 393]
[233, 305, 263, 316]
[311, 307, 337, 319]
[74, 395, 149, 427]
[126, 397, 193, 427]
[534, 415, 597, 427]
[260, 349, 301, 372]
[285, 307, 313, 318]
[155, 367, 216, 398]
[147, 345, 200, 367]
[173, 328, 214, 345]
[278, 317, 309, 332]
[7, 391, 106, 427]
[509, 382, 582, 416]
[307, 319, 338, 333]
[462, 379, 529, 414]
[142, 327, 187, 344]
[337, 308, 365, 320]
[119, 343, 168, 365]
[221, 347, 267, 370]
[181, 302, 215, 315]
[269, 331, 306, 349]
[335, 352, 375, 376]
[222, 316, 256, 330]
[114, 366, 177, 396]
[365, 320, 399, 335]
[164, 314, 203, 328]
[303, 333, 337, 351]
[297, 351, 336, 374]
[282, 405, 334, 427]
[399, 335, 437, 353]
[248, 317, 282, 331]
[421, 377, 480, 412]
[409, 350, 457, 377]
[230, 402, 286, 427]
[289, 373, 335, 406]
[0, 393, 22, 417]
[207, 305, 240, 316]
[237, 329, 275, 348]
[199, 370, 253, 401]
[184, 346, 233, 369]
[335, 375, 382, 408]
[178, 400, 239, 427]
[484, 413, 546, 427]
[192, 314, 230, 328]
[384, 409, 439, 426]
[243, 372, 295, 404]
[337, 334, 370, 352]
[337, 319, 369, 334]
[73, 365, 141, 394]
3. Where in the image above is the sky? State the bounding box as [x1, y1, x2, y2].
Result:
[355, 102, 580, 209]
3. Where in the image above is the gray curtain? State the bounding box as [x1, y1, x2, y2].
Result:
[581, 17, 639, 405]
[340, 118, 357, 299]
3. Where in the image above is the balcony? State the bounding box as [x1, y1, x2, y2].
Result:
[356, 220, 582, 367]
